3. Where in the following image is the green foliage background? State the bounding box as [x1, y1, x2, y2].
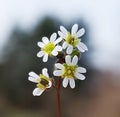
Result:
[0, 16, 91, 117]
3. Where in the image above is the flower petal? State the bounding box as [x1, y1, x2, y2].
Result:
[52, 50, 58, 56]
[42, 37, 49, 44]
[76, 28, 85, 37]
[47, 81, 52, 88]
[76, 44, 85, 52]
[55, 63, 64, 70]
[66, 45, 73, 54]
[37, 42, 45, 48]
[65, 55, 71, 64]
[58, 31, 66, 39]
[62, 78, 69, 88]
[71, 24, 78, 34]
[50, 33, 57, 42]
[42, 68, 49, 77]
[75, 73, 85, 80]
[33, 88, 44, 96]
[62, 41, 68, 49]
[29, 72, 39, 79]
[53, 70, 63, 76]
[54, 45, 62, 51]
[28, 76, 39, 83]
[79, 42, 88, 51]
[72, 55, 78, 65]
[54, 37, 62, 45]
[69, 79, 75, 88]
[37, 51, 45, 57]
[77, 67, 86, 73]
[60, 26, 68, 35]
[43, 54, 48, 62]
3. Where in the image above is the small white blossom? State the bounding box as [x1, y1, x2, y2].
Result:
[53, 55, 86, 88]
[58, 24, 88, 54]
[37, 33, 62, 62]
[28, 68, 52, 96]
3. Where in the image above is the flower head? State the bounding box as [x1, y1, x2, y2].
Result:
[58, 24, 88, 54]
[53, 55, 86, 88]
[28, 68, 52, 96]
[37, 33, 62, 62]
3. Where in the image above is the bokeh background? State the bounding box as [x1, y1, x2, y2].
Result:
[0, 0, 120, 117]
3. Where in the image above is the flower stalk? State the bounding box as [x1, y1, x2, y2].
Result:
[56, 77, 61, 117]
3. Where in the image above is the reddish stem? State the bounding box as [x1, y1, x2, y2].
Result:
[56, 77, 61, 117]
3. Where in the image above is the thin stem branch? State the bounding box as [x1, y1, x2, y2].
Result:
[56, 77, 61, 117]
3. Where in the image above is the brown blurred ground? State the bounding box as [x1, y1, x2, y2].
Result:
[63, 71, 120, 117]
[1, 71, 120, 117]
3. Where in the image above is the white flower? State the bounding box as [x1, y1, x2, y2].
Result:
[37, 33, 62, 62]
[58, 24, 88, 54]
[28, 68, 52, 96]
[53, 55, 86, 89]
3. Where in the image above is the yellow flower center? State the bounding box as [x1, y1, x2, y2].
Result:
[42, 42, 55, 55]
[62, 64, 77, 79]
[37, 74, 50, 90]
[66, 32, 80, 47]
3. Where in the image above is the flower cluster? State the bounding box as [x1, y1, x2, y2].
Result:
[28, 24, 88, 96]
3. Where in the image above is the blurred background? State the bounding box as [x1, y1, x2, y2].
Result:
[0, 0, 120, 117]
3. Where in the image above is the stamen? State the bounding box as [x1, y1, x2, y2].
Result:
[42, 42, 55, 55]
[66, 33, 79, 47]
[40, 79, 49, 87]
[62, 64, 77, 78]
[37, 74, 50, 89]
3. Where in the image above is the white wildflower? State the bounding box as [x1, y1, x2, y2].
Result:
[53, 55, 86, 88]
[37, 33, 62, 62]
[58, 24, 88, 54]
[28, 68, 52, 96]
